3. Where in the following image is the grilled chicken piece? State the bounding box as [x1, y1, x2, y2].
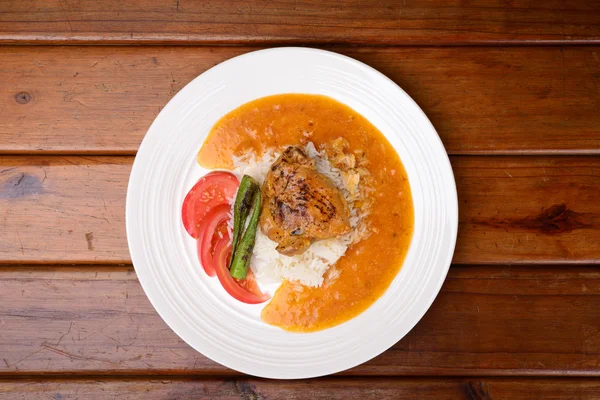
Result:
[260, 146, 351, 256]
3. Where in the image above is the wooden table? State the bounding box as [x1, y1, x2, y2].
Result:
[1, 1, 600, 398]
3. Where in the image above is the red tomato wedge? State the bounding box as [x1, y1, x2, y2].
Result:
[186, 170, 268, 304]
[235, 270, 265, 298]
[197, 204, 231, 277]
[182, 171, 238, 238]
[211, 220, 230, 252]
[213, 235, 271, 304]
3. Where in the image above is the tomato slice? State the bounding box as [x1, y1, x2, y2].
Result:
[235, 270, 264, 298]
[182, 171, 238, 238]
[211, 220, 230, 252]
[213, 236, 270, 304]
[187, 171, 268, 304]
[197, 204, 231, 277]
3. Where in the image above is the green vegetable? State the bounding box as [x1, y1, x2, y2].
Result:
[229, 175, 259, 269]
[229, 187, 261, 280]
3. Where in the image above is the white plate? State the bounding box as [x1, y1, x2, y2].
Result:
[126, 47, 458, 379]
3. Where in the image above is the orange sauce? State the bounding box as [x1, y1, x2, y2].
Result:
[198, 94, 414, 332]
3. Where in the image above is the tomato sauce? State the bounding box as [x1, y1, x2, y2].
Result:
[198, 94, 414, 332]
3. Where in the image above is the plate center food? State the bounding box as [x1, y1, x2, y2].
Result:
[185, 93, 414, 332]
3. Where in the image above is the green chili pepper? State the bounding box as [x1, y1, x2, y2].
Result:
[229, 188, 261, 280]
[229, 175, 259, 269]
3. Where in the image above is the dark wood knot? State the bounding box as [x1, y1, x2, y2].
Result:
[520, 203, 590, 234]
[15, 92, 32, 104]
[465, 381, 492, 400]
[472, 203, 594, 235]
[232, 381, 264, 400]
[0, 173, 45, 199]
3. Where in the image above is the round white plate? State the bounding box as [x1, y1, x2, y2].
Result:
[126, 47, 458, 379]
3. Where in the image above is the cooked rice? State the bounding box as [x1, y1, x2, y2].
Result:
[228, 141, 372, 287]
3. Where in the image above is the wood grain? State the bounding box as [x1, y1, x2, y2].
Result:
[2, 378, 600, 399]
[0, 266, 598, 376]
[1, 156, 599, 264]
[0, 156, 129, 263]
[1, 46, 600, 155]
[1, 1, 599, 45]
[2, 0, 598, 394]
[453, 156, 600, 264]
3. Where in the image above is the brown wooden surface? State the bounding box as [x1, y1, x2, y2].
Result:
[1, 156, 599, 264]
[0, 156, 129, 263]
[0, 266, 598, 376]
[2, 378, 600, 399]
[453, 156, 600, 264]
[2, 0, 599, 395]
[1, 1, 600, 45]
[1, 46, 600, 155]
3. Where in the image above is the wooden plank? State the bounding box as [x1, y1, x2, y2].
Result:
[1, 1, 599, 45]
[1, 46, 600, 155]
[453, 156, 600, 264]
[2, 378, 600, 399]
[1, 156, 599, 264]
[0, 156, 130, 263]
[0, 266, 599, 376]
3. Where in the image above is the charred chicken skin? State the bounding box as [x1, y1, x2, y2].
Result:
[260, 146, 351, 256]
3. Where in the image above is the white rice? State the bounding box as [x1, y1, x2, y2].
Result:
[228, 143, 369, 287]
